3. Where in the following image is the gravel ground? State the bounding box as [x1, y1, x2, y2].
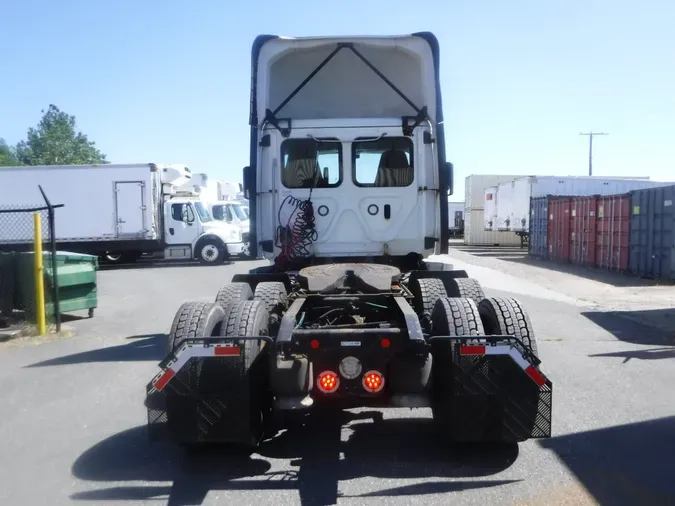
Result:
[0, 254, 673, 506]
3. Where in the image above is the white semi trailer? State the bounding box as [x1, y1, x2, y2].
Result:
[0, 163, 244, 265]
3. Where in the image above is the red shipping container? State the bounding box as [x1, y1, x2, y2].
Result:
[570, 196, 598, 266]
[548, 197, 572, 262]
[596, 193, 631, 270]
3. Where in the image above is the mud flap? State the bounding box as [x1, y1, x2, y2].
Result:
[430, 337, 552, 443]
[146, 337, 271, 445]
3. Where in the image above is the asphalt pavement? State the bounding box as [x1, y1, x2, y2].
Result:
[0, 256, 673, 506]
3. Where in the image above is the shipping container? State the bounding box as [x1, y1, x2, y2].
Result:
[548, 197, 572, 262]
[570, 196, 598, 266]
[529, 196, 549, 258]
[629, 185, 675, 280]
[483, 186, 498, 230]
[464, 174, 523, 210]
[464, 208, 522, 246]
[496, 175, 671, 233]
[596, 194, 631, 271]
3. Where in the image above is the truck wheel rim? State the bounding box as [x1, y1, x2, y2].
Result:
[242, 242, 250, 256]
[201, 244, 219, 262]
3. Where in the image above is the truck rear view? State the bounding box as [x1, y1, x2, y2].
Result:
[145, 33, 552, 449]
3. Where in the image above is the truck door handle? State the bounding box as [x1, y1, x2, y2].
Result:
[169, 228, 174, 235]
[384, 204, 391, 220]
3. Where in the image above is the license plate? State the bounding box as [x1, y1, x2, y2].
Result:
[341, 341, 361, 347]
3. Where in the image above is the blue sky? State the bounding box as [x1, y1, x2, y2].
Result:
[2, 0, 673, 201]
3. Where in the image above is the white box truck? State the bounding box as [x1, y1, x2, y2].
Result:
[0, 163, 245, 265]
[181, 173, 253, 258]
[205, 200, 252, 257]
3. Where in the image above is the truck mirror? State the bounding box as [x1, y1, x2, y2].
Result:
[242, 166, 250, 199]
[181, 205, 194, 225]
[445, 161, 454, 196]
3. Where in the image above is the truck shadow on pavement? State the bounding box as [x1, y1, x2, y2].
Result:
[582, 308, 675, 352]
[70, 410, 521, 506]
[24, 334, 167, 367]
[539, 415, 675, 506]
[583, 308, 675, 362]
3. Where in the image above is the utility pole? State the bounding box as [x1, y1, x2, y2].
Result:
[580, 132, 608, 176]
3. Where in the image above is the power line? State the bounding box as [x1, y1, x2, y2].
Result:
[580, 132, 608, 176]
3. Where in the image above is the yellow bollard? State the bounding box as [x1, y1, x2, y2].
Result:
[33, 212, 46, 335]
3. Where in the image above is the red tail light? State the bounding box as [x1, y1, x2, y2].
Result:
[317, 371, 339, 393]
[362, 370, 385, 393]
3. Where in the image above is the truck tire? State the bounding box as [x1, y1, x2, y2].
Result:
[167, 301, 226, 354]
[411, 278, 447, 318]
[197, 239, 227, 265]
[478, 297, 538, 356]
[220, 300, 269, 370]
[220, 300, 272, 445]
[430, 296, 485, 338]
[253, 281, 288, 315]
[103, 252, 139, 265]
[215, 282, 253, 310]
[446, 278, 485, 305]
[429, 297, 486, 441]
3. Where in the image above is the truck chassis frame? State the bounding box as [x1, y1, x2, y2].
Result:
[145, 262, 553, 448]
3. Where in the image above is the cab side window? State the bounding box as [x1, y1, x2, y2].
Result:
[170, 203, 183, 221]
[212, 205, 224, 221]
[170, 203, 194, 222]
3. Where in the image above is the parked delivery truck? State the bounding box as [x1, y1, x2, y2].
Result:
[0, 163, 245, 265]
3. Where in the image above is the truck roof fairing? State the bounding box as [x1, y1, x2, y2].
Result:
[249, 32, 444, 130]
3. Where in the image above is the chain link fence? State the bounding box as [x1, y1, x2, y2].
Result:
[0, 188, 62, 334]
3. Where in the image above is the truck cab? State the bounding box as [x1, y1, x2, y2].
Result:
[255, 118, 444, 262]
[243, 33, 452, 269]
[161, 167, 244, 264]
[207, 201, 251, 257]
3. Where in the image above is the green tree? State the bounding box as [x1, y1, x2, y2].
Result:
[15, 104, 109, 165]
[0, 138, 21, 166]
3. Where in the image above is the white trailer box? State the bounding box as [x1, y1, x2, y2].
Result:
[464, 174, 524, 211]
[0, 163, 162, 244]
[500, 175, 673, 233]
[464, 208, 521, 246]
[496, 181, 516, 231]
[483, 186, 498, 231]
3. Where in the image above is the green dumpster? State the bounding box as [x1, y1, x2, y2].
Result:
[0, 252, 17, 316]
[16, 251, 98, 321]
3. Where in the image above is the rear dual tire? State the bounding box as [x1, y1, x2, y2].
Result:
[429, 294, 542, 443]
[411, 277, 485, 319]
[165, 299, 271, 449]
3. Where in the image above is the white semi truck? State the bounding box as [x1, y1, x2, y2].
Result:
[146, 33, 553, 450]
[0, 163, 244, 265]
